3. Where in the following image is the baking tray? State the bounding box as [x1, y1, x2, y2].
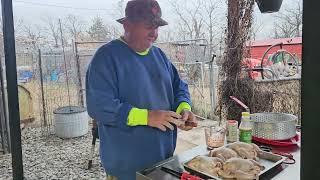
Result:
[183, 151, 286, 180]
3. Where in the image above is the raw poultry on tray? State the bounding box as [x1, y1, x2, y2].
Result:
[218, 157, 265, 179]
[226, 142, 263, 161]
[186, 142, 266, 180]
[208, 147, 238, 162]
[186, 155, 224, 177]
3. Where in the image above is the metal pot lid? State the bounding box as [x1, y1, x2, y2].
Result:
[53, 106, 86, 114]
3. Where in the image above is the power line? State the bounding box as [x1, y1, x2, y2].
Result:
[13, 0, 112, 11]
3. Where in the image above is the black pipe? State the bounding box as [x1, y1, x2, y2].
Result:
[1, 0, 24, 179]
[301, 1, 320, 179]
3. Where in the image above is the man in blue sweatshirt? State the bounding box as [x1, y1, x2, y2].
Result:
[86, 0, 197, 179]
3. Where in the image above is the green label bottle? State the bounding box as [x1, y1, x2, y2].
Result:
[239, 112, 253, 143]
[239, 128, 252, 143]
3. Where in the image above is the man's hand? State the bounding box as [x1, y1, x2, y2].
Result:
[178, 110, 197, 131]
[147, 110, 183, 131]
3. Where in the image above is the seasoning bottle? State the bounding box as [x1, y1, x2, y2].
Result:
[239, 112, 253, 143]
[226, 120, 238, 143]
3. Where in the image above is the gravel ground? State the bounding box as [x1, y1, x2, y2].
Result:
[0, 119, 217, 180]
[0, 127, 105, 180]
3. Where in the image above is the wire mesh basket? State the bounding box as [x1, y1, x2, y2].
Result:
[251, 113, 297, 140]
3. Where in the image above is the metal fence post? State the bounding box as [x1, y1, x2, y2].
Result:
[209, 55, 217, 113]
[0, 56, 8, 154]
[38, 49, 47, 127]
[200, 62, 207, 118]
[74, 41, 84, 107]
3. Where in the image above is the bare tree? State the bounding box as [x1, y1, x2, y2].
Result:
[169, 0, 222, 55]
[14, 18, 24, 36]
[108, 25, 122, 39]
[21, 23, 43, 50]
[88, 16, 110, 41]
[158, 27, 176, 42]
[64, 14, 86, 42]
[112, 0, 126, 18]
[108, 0, 131, 39]
[0, 16, 24, 35]
[273, 0, 302, 38]
[0, 16, 24, 55]
[169, 0, 205, 40]
[250, 18, 263, 41]
[42, 16, 60, 48]
[201, 0, 221, 55]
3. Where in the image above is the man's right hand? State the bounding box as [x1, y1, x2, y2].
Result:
[147, 110, 183, 131]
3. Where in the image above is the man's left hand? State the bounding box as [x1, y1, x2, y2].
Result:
[178, 110, 197, 131]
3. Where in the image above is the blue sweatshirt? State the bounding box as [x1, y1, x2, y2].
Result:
[86, 39, 191, 179]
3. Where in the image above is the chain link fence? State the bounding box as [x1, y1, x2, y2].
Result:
[4, 39, 220, 137]
[74, 41, 110, 107]
[38, 49, 80, 134]
[156, 39, 219, 119]
[3, 49, 82, 135]
[0, 38, 301, 141]
[74, 39, 219, 119]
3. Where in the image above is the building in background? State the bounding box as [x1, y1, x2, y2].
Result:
[246, 37, 302, 64]
[244, 37, 302, 80]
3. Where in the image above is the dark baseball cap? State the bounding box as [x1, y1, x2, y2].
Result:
[116, 0, 168, 27]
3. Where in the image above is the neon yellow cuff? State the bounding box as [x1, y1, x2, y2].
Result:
[127, 108, 148, 126]
[176, 102, 191, 114]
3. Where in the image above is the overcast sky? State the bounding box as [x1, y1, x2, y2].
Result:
[3, 0, 299, 40]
